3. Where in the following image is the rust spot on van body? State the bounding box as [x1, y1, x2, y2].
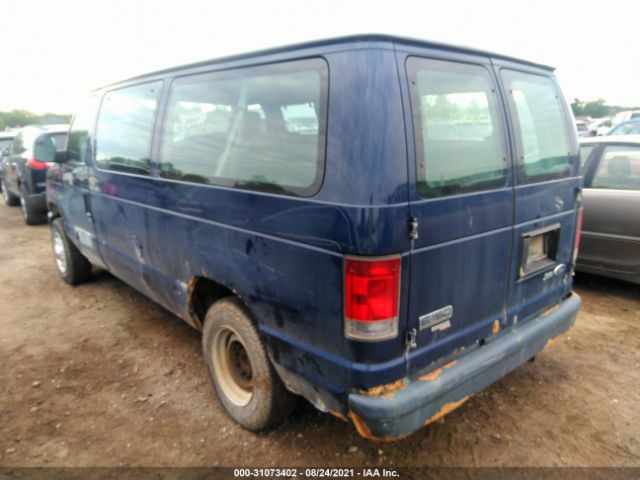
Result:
[349, 411, 409, 442]
[419, 360, 457, 382]
[184, 277, 202, 329]
[424, 396, 470, 426]
[492, 320, 500, 335]
[329, 411, 348, 422]
[545, 331, 565, 349]
[542, 303, 560, 317]
[362, 378, 406, 398]
[419, 368, 442, 382]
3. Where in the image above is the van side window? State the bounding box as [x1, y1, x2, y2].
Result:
[590, 145, 640, 191]
[67, 95, 98, 164]
[407, 57, 507, 198]
[501, 70, 572, 183]
[159, 59, 328, 196]
[95, 81, 162, 174]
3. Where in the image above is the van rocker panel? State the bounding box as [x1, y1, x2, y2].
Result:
[347, 293, 580, 440]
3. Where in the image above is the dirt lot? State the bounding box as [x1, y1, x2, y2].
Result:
[0, 202, 639, 468]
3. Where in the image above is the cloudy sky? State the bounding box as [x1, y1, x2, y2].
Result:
[0, 0, 637, 114]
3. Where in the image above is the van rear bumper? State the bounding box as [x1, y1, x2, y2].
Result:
[347, 293, 581, 440]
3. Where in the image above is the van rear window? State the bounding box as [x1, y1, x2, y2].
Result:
[159, 58, 328, 197]
[407, 57, 508, 198]
[501, 70, 572, 183]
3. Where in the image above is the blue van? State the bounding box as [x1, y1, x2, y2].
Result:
[47, 35, 582, 440]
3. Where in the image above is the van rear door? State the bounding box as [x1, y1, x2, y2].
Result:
[496, 65, 580, 326]
[399, 52, 515, 372]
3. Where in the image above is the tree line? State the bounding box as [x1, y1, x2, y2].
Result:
[2, 100, 638, 131]
[1, 110, 72, 131]
[570, 98, 639, 118]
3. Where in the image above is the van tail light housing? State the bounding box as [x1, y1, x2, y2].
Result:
[27, 157, 49, 169]
[344, 256, 400, 341]
[572, 207, 584, 264]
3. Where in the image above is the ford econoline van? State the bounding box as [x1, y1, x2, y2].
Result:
[47, 35, 582, 440]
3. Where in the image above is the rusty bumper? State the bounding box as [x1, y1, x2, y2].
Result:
[347, 293, 581, 441]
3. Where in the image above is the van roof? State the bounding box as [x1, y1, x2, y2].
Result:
[98, 34, 555, 90]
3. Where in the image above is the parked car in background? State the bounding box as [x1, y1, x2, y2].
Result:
[1, 125, 68, 224]
[612, 110, 640, 126]
[577, 136, 640, 284]
[607, 120, 640, 136]
[575, 120, 590, 138]
[0, 132, 16, 192]
[46, 35, 582, 440]
[588, 117, 612, 136]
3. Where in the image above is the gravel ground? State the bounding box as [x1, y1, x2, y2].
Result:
[0, 202, 639, 468]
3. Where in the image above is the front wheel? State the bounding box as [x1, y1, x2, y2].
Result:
[51, 217, 92, 285]
[202, 297, 297, 431]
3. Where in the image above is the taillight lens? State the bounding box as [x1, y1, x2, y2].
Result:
[27, 157, 48, 169]
[572, 207, 584, 264]
[344, 256, 400, 341]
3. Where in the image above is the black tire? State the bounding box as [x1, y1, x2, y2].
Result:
[1, 179, 19, 206]
[202, 297, 297, 431]
[51, 217, 92, 285]
[20, 189, 45, 225]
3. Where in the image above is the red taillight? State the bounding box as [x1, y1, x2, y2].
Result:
[344, 256, 400, 341]
[573, 207, 584, 264]
[27, 157, 48, 169]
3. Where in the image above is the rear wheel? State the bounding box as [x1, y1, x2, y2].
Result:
[202, 297, 297, 431]
[20, 190, 44, 225]
[1, 179, 19, 206]
[51, 217, 92, 285]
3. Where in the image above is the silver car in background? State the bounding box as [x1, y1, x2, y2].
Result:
[577, 136, 640, 284]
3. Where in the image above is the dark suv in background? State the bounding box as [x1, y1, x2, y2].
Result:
[1, 125, 68, 224]
[0, 132, 16, 191]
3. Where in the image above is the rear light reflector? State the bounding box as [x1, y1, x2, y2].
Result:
[27, 157, 48, 169]
[573, 207, 584, 264]
[344, 256, 400, 341]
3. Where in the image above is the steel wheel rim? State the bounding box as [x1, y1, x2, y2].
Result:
[212, 327, 254, 406]
[52, 231, 67, 275]
[20, 195, 27, 219]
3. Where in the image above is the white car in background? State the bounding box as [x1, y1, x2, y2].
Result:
[612, 110, 640, 126]
[576, 120, 590, 137]
[589, 117, 612, 136]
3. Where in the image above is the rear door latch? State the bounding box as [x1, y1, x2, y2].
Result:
[409, 217, 419, 240]
[405, 328, 417, 350]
